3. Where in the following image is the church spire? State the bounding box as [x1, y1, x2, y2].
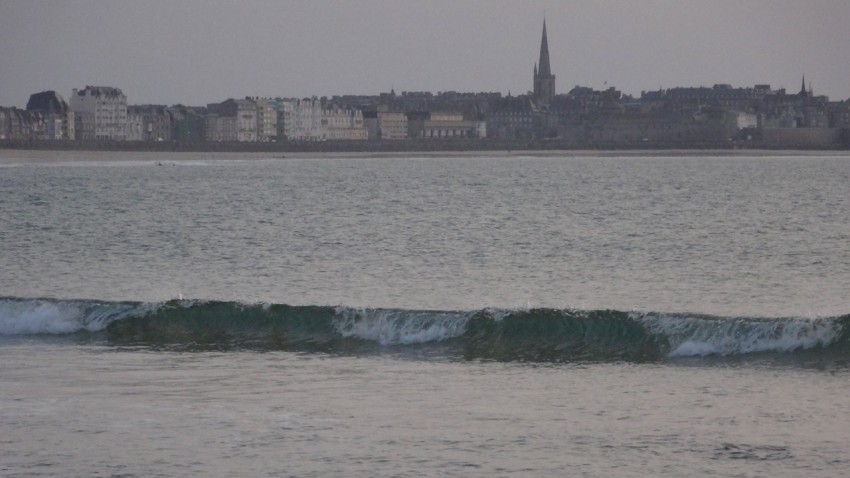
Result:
[538, 19, 551, 77]
[533, 18, 556, 106]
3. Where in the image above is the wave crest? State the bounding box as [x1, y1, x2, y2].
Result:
[636, 313, 845, 357]
[334, 307, 473, 345]
[1, 297, 848, 361]
[0, 297, 154, 335]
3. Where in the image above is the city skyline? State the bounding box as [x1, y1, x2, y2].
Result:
[2, 0, 850, 107]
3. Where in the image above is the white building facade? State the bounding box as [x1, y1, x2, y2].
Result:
[69, 86, 127, 140]
[322, 107, 368, 140]
[126, 113, 144, 141]
[280, 98, 322, 140]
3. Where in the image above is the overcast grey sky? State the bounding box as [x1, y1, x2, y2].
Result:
[1, 0, 849, 107]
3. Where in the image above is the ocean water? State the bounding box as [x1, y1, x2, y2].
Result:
[1, 150, 850, 477]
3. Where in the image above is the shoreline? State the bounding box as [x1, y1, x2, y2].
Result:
[2, 148, 850, 165]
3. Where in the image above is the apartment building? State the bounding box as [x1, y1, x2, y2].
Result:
[26, 91, 75, 140]
[69, 86, 127, 140]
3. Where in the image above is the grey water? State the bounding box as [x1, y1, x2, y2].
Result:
[1, 150, 850, 477]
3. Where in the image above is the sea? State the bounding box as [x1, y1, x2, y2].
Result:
[1, 149, 849, 477]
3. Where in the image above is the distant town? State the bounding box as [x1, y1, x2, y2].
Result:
[2, 21, 849, 151]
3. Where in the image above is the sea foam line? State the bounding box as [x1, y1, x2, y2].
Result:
[635, 313, 843, 357]
[333, 307, 472, 345]
[0, 298, 155, 336]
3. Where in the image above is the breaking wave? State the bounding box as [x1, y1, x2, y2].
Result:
[1, 297, 848, 362]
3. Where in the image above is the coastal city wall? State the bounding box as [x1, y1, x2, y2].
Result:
[3, 133, 847, 154]
[760, 128, 844, 149]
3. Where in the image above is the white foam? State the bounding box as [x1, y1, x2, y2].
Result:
[333, 308, 471, 345]
[0, 299, 154, 336]
[0, 300, 88, 335]
[636, 313, 842, 357]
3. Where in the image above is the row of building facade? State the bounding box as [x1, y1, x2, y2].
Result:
[3, 86, 846, 148]
[0, 87, 488, 143]
[2, 22, 849, 147]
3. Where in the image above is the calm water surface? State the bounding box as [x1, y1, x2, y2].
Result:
[2, 151, 849, 316]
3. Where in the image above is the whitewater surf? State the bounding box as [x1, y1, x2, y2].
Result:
[2, 297, 847, 362]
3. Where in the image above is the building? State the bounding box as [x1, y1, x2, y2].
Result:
[0, 108, 10, 140]
[279, 98, 366, 141]
[204, 98, 258, 142]
[533, 19, 556, 107]
[377, 111, 408, 139]
[204, 100, 237, 141]
[322, 106, 368, 140]
[126, 112, 144, 141]
[69, 86, 128, 141]
[125, 105, 172, 142]
[363, 111, 380, 139]
[488, 94, 535, 139]
[651, 84, 772, 114]
[167, 105, 205, 143]
[203, 114, 238, 142]
[827, 100, 850, 128]
[279, 98, 322, 140]
[26, 91, 75, 140]
[255, 98, 278, 141]
[363, 109, 408, 140]
[488, 18, 557, 139]
[413, 112, 485, 139]
[235, 99, 258, 142]
[0, 107, 28, 140]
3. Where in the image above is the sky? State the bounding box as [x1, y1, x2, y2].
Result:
[2, 0, 849, 107]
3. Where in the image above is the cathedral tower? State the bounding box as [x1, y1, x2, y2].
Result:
[533, 19, 556, 106]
